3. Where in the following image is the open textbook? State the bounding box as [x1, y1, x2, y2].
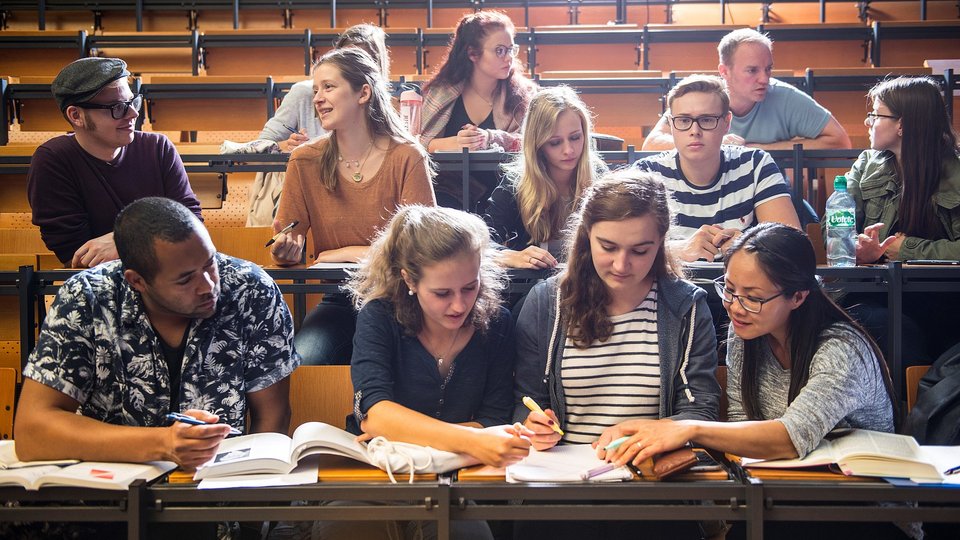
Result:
[0, 441, 79, 470]
[0, 461, 176, 490]
[506, 444, 633, 483]
[742, 429, 951, 482]
[194, 421, 480, 480]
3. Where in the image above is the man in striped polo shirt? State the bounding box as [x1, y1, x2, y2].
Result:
[633, 75, 800, 262]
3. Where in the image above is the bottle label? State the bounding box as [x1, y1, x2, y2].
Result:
[827, 210, 855, 228]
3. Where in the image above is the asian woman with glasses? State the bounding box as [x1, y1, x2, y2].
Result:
[419, 11, 538, 209]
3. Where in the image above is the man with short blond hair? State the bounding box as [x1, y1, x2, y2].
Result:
[642, 28, 851, 151]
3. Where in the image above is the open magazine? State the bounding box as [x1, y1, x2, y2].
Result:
[194, 421, 480, 482]
[0, 461, 176, 490]
[742, 429, 947, 482]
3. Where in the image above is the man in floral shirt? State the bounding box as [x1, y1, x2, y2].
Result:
[16, 197, 300, 469]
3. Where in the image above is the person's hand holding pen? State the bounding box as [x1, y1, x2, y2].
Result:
[163, 409, 234, 469]
[521, 396, 563, 451]
[268, 219, 305, 266]
[456, 123, 489, 151]
[278, 123, 309, 153]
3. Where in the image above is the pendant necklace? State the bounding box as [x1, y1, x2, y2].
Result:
[435, 325, 464, 369]
[338, 140, 374, 183]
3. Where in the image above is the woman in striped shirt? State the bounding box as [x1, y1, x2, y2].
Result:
[513, 169, 721, 448]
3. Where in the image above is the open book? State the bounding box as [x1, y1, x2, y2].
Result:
[0, 461, 176, 490]
[194, 421, 479, 480]
[506, 444, 633, 483]
[742, 429, 947, 482]
[0, 441, 79, 470]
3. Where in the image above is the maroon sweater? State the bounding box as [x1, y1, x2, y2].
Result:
[27, 132, 202, 263]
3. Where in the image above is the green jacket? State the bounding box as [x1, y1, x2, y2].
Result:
[845, 149, 960, 261]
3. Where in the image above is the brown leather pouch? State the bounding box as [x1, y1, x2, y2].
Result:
[636, 448, 700, 480]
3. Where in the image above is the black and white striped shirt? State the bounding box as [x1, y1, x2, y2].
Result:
[561, 285, 661, 444]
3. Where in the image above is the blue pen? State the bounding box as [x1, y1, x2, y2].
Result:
[604, 436, 630, 451]
[280, 123, 299, 135]
[945, 465, 960, 476]
[165, 412, 241, 436]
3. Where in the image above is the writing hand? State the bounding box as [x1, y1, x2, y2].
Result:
[164, 409, 232, 469]
[522, 408, 562, 451]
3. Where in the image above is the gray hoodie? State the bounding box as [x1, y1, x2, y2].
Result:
[512, 275, 720, 427]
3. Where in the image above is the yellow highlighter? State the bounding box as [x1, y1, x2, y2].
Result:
[522, 396, 564, 436]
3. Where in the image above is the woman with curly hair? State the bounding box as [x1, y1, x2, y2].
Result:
[484, 85, 607, 269]
[347, 205, 531, 468]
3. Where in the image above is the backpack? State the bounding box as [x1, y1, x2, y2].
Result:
[903, 341, 960, 445]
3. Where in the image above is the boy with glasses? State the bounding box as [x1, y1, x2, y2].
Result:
[27, 57, 202, 268]
[633, 75, 799, 262]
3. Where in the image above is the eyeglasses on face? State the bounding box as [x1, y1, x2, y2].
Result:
[864, 112, 898, 127]
[713, 277, 784, 314]
[75, 94, 143, 120]
[489, 44, 520, 59]
[668, 114, 724, 131]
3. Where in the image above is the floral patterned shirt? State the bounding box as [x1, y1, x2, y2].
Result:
[23, 253, 300, 432]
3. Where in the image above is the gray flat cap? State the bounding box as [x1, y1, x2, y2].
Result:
[51, 57, 130, 112]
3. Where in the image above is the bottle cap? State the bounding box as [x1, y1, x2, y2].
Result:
[400, 89, 422, 103]
[834, 175, 847, 191]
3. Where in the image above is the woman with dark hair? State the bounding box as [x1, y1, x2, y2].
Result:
[269, 47, 435, 365]
[846, 76, 960, 365]
[512, 170, 719, 538]
[853, 76, 960, 264]
[483, 85, 607, 269]
[419, 11, 537, 209]
[601, 223, 904, 539]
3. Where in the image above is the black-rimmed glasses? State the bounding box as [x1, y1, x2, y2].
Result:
[74, 94, 143, 120]
[489, 44, 520, 59]
[865, 112, 898, 127]
[713, 276, 784, 314]
[668, 114, 724, 131]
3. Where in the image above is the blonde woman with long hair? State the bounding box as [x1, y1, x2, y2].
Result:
[484, 86, 607, 269]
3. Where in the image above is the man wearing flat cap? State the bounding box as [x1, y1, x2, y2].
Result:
[27, 57, 202, 267]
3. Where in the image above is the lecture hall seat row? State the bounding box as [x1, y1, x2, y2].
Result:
[1, 18, 958, 78]
[4, 64, 957, 149]
[2, 0, 956, 33]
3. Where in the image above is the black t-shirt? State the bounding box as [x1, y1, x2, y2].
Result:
[442, 95, 495, 138]
[157, 325, 190, 409]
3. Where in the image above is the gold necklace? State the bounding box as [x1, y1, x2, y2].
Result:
[469, 85, 494, 108]
[433, 325, 463, 369]
[338, 140, 374, 183]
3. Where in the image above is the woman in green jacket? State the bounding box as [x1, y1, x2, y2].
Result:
[850, 76, 960, 263]
[847, 76, 960, 367]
